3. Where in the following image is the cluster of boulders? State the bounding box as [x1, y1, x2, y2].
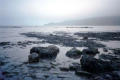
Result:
[28, 46, 100, 62]
[66, 47, 99, 58]
[28, 45, 120, 80]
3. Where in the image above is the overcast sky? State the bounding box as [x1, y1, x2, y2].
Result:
[0, 0, 120, 26]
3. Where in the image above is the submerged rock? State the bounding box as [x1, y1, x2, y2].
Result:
[82, 48, 99, 55]
[80, 55, 115, 73]
[66, 48, 81, 59]
[30, 45, 59, 59]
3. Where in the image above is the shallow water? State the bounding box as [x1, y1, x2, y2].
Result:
[0, 26, 119, 42]
[0, 26, 120, 80]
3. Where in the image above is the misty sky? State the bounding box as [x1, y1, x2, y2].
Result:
[0, 0, 120, 26]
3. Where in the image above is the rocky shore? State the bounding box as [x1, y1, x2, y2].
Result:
[0, 31, 120, 80]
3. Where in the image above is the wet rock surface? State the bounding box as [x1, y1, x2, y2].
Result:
[30, 45, 59, 60]
[112, 48, 120, 55]
[28, 53, 39, 63]
[0, 41, 43, 49]
[59, 67, 69, 72]
[0, 55, 9, 80]
[21, 32, 106, 47]
[103, 47, 108, 52]
[75, 70, 92, 77]
[0, 42, 10, 46]
[80, 55, 120, 73]
[92, 71, 120, 80]
[80, 54, 120, 80]
[69, 63, 81, 71]
[75, 32, 120, 41]
[82, 48, 99, 55]
[0, 31, 120, 80]
[66, 48, 82, 59]
[99, 54, 119, 61]
[0, 70, 5, 80]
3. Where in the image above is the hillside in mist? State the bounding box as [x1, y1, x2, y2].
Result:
[45, 16, 120, 26]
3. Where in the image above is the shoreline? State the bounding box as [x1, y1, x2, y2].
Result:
[0, 28, 120, 80]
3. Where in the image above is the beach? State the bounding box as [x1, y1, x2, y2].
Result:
[0, 26, 120, 80]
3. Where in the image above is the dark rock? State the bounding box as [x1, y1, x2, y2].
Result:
[60, 67, 69, 71]
[82, 48, 99, 55]
[93, 71, 120, 80]
[103, 48, 108, 52]
[83, 36, 88, 40]
[22, 32, 105, 47]
[75, 70, 92, 77]
[93, 76, 105, 80]
[99, 54, 120, 71]
[99, 54, 119, 61]
[0, 61, 5, 66]
[85, 40, 105, 47]
[75, 32, 120, 41]
[103, 74, 113, 80]
[69, 63, 81, 71]
[30, 45, 59, 59]
[0, 56, 7, 66]
[80, 55, 114, 73]
[44, 75, 49, 78]
[0, 42, 10, 46]
[28, 53, 39, 63]
[0, 70, 5, 80]
[113, 48, 120, 55]
[66, 48, 81, 59]
[110, 71, 120, 80]
[110, 61, 120, 71]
